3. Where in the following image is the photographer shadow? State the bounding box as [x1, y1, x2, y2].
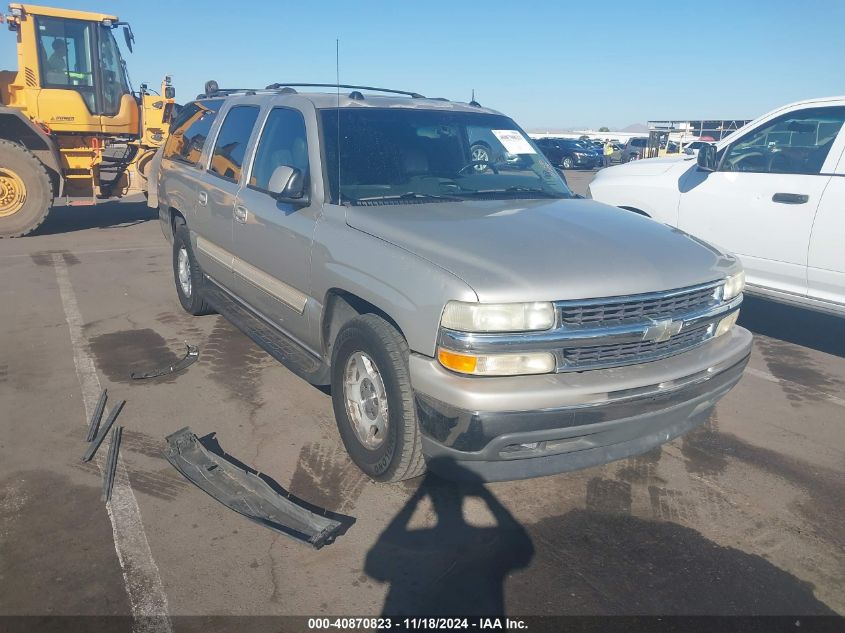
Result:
[365, 458, 533, 616]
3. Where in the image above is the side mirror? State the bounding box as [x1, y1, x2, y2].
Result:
[164, 86, 175, 100]
[268, 165, 309, 205]
[122, 25, 134, 53]
[697, 144, 717, 172]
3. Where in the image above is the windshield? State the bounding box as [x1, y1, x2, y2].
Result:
[320, 109, 573, 204]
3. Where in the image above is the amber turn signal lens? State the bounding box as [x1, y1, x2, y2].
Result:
[438, 349, 478, 374]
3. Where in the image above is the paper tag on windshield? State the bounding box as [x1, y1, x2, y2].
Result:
[491, 130, 536, 155]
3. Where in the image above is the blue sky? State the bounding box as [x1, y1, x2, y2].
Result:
[4, 0, 842, 130]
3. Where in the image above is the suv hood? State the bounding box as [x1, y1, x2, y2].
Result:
[346, 199, 737, 303]
[607, 155, 692, 176]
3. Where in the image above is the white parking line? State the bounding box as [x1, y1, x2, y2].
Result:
[52, 253, 172, 633]
[0, 245, 168, 260]
[745, 366, 845, 408]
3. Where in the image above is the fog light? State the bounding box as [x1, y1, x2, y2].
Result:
[715, 310, 739, 337]
[437, 348, 555, 376]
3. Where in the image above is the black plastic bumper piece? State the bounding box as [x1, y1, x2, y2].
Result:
[164, 427, 343, 548]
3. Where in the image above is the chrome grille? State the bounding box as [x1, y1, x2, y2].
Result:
[558, 284, 719, 328]
[561, 323, 713, 369]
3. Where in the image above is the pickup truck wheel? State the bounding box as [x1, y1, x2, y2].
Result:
[561, 156, 574, 169]
[172, 219, 213, 316]
[331, 314, 426, 482]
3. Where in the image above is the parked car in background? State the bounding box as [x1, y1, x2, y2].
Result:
[153, 83, 751, 482]
[589, 96, 845, 317]
[682, 140, 713, 155]
[610, 142, 625, 163]
[535, 137, 601, 169]
[621, 137, 648, 162]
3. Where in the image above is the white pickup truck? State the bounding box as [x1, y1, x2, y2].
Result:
[589, 96, 845, 317]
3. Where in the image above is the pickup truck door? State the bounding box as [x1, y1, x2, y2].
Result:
[677, 105, 845, 299]
[231, 106, 318, 348]
[807, 139, 845, 308]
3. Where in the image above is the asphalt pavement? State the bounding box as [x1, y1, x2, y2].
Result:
[1, 182, 843, 628]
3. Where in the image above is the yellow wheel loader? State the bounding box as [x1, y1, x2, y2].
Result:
[0, 3, 174, 237]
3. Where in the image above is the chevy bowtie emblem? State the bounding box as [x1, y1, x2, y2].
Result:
[643, 319, 683, 343]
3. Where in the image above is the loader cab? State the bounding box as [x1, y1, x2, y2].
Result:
[35, 15, 131, 118]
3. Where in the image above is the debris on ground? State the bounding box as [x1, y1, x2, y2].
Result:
[164, 427, 345, 548]
[86, 388, 108, 441]
[101, 426, 123, 502]
[130, 343, 199, 380]
[82, 400, 125, 462]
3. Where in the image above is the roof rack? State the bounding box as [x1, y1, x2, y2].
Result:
[196, 79, 425, 100]
[264, 83, 425, 98]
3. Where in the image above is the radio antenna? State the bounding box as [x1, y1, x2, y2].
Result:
[336, 38, 341, 204]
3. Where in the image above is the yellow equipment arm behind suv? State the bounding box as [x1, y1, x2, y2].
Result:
[0, 3, 175, 237]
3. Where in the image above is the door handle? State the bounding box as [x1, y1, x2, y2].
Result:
[772, 193, 809, 205]
[234, 205, 249, 223]
[197, 191, 208, 206]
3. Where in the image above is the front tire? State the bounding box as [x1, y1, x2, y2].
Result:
[0, 139, 53, 238]
[561, 156, 574, 169]
[172, 218, 213, 315]
[331, 314, 426, 482]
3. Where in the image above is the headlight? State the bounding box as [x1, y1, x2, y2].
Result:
[722, 271, 745, 301]
[438, 348, 556, 376]
[441, 301, 555, 333]
[715, 310, 739, 337]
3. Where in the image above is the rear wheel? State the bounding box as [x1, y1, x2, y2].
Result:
[331, 314, 426, 482]
[0, 140, 53, 238]
[172, 218, 213, 315]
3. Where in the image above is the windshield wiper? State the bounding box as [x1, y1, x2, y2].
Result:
[458, 187, 565, 198]
[353, 192, 463, 203]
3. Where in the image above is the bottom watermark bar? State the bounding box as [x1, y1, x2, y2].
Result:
[0, 616, 844, 633]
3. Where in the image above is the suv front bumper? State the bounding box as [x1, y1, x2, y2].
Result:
[409, 326, 752, 481]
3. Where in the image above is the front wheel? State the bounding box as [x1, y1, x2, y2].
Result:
[0, 139, 53, 238]
[561, 156, 574, 169]
[331, 314, 426, 482]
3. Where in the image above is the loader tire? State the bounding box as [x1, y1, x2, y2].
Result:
[0, 140, 53, 238]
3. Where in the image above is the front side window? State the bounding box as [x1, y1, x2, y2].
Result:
[249, 108, 309, 192]
[36, 16, 95, 111]
[721, 107, 845, 174]
[163, 100, 223, 165]
[320, 109, 572, 204]
[209, 106, 260, 181]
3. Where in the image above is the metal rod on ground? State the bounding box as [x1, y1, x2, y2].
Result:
[85, 389, 108, 441]
[102, 426, 123, 502]
[82, 400, 125, 462]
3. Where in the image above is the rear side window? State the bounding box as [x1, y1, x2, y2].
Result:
[163, 100, 223, 165]
[249, 108, 309, 192]
[209, 105, 260, 182]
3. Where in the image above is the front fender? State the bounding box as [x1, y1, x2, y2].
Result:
[311, 205, 477, 357]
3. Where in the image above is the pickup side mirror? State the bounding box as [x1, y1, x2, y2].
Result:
[268, 165, 309, 205]
[697, 144, 717, 172]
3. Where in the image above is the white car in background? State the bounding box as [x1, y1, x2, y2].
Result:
[589, 96, 845, 317]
